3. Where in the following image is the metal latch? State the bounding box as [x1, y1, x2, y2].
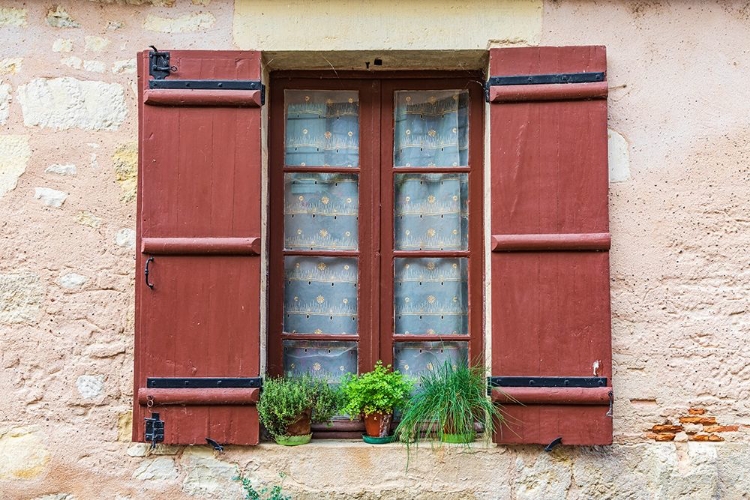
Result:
[145, 412, 165, 447]
[148, 46, 176, 80]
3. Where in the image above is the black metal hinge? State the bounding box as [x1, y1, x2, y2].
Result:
[146, 377, 263, 389]
[484, 71, 606, 101]
[488, 376, 607, 389]
[149, 46, 175, 80]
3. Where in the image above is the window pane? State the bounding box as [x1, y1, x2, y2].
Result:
[394, 90, 468, 167]
[284, 173, 358, 250]
[394, 258, 468, 335]
[284, 257, 358, 335]
[284, 340, 357, 382]
[394, 173, 468, 250]
[394, 341, 468, 379]
[285, 90, 359, 167]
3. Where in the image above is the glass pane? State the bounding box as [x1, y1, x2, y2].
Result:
[394, 258, 468, 335]
[284, 173, 358, 250]
[284, 257, 358, 335]
[394, 341, 468, 380]
[394, 173, 468, 250]
[285, 90, 359, 167]
[284, 340, 357, 382]
[394, 90, 469, 167]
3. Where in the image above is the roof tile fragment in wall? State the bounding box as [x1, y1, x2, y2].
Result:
[46, 6, 80, 29]
[144, 11, 216, 33]
[0, 135, 30, 198]
[0, 7, 26, 27]
[17, 78, 126, 131]
[646, 408, 743, 443]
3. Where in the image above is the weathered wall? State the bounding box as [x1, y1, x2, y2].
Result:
[0, 1, 749, 498]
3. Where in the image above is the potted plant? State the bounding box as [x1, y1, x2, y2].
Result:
[395, 360, 502, 446]
[340, 361, 413, 443]
[257, 375, 339, 446]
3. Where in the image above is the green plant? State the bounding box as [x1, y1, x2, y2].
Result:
[395, 360, 502, 447]
[257, 375, 339, 439]
[340, 361, 413, 417]
[236, 472, 292, 500]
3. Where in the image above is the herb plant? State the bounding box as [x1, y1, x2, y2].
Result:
[339, 361, 413, 417]
[257, 375, 340, 439]
[395, 360, 502, 446]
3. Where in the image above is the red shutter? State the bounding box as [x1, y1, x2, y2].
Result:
[488, 46, 612, 446]
[133, 50, 263, 445]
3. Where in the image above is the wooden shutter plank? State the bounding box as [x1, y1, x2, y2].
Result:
[490, 46, 612, 446]
[135, 50, 262, 445]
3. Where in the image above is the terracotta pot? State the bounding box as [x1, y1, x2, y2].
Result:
[363, 411, 393, 438]
[285, 408, 312, 436]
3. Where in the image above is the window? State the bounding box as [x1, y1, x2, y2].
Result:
[267, 74, 485, 384]
[134, 47, 613, 446]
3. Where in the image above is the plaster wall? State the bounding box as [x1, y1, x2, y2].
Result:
[0, 0, 749, 498]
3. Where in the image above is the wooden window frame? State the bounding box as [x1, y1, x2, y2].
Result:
[268, 71, 485, 390]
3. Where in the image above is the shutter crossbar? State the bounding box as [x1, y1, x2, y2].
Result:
[491, 233, 611, 252]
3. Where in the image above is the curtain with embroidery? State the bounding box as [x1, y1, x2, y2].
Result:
[394, 90, 469, 167]
[283, 91, 361, 381]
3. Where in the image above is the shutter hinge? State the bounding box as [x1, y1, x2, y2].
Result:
[488, 376, 607, 392]
[144, 412, 165, 447]
[147, 377, 263, 388]
[148, 46, 175, 80]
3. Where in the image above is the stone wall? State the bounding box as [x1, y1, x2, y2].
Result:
[0, 1, 748, 498]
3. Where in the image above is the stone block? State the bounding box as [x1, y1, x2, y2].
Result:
[17, 77, 126, 131]
[76, 211, 102, 228]
[144, 12, 216, 33]
[608, 129, 630, 183]
[0, 82, 10, 125]
[85, 36, 110, 52]
[76, 375, 105, 399]
[58, 273, 88, 289]
[113, 143, 137, 203]
[52, 39, 73, 53]
[0, 58, 22, 74]
[46, 164, 77, 176]
[35, 187, 68, 208]
[115, 228, 136, 249]
[0, 272, 43, 324]
[133, 457, 179, 481]
[0, 135, 31, 198]
[0, 427, 50, 480]
[0, 7, 26, 27]
[46, 6, 80, 28]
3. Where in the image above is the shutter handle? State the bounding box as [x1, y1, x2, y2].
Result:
[544, 437, 562, 452]
[144, 256, 154, 289]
